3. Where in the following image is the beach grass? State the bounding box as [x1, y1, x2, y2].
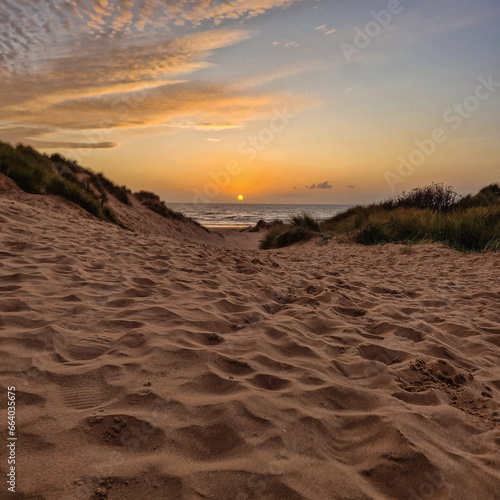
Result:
[260, 213, 320, 249]
[261, 184, 500, 252]
[135, 190, 210, 231]
[0, 142, 126, 225]
[0, 140, 205, 230]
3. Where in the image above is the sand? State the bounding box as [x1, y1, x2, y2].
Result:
[0, 176, 499, 500]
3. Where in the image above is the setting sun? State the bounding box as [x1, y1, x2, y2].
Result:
[238, 195, 244, 201]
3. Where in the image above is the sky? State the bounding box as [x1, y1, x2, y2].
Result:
[1, 0, 499, 204]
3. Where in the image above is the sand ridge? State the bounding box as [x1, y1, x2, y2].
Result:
[0, 184, 499, 499]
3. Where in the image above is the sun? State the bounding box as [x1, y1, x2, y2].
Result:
[237, 195, 244, 201]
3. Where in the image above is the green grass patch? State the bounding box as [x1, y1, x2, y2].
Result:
[259, 213, 319, 249]
[320, 185, 500, 252]
[260, 185, 500, 252]
[0, 141, 122, 225]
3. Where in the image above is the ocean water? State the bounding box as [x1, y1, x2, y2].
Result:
[167, 203, 352, 228]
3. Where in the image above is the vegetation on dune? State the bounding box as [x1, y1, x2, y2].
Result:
[0, 140, 204, 231]
[455, 183, 500, 208]
[290, 213, 320, 232]
[91, 173, 131, 206]
[135, 190, 185, 220]
[50, 153, 131, 206]
[261, 184, 500, 252]
[244, 219, 284, 233]
[134, 191, 209, 231]
[0, 142, 53, 194]
[260, 213, 320, 249]
[378, 183, 461, 212]
[348, 206, 500, 251]
[0, 142, 124, 225]
[3, 140, 495, 248]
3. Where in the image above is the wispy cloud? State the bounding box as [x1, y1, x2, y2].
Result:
[272, 40, 299, 48]
[30, 140, 120, 150]
[0, 23, 315, 148]
[2, 79, 298, 131]
[0, 0, 304, 74]
[314, 25, 335, 35]
[0, 0, 316, 149]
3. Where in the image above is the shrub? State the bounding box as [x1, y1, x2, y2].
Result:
[434, 206, 500, 252]
[454, 183, 500, 209]
[290, 213, 320, 232]
[259, 215, 319, 249]
[276, 227, 314, 247]
[355, 222, 388, 245]
[380, 183, 461, 212]
[259, 227, 284, 249]
[248, 219, 284, 232]
[321, 184, 500, 252]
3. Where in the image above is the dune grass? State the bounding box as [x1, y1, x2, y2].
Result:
[260, 213, 320, 249]
[50, 153, 132, 206]
[261, 184, 500, 252]
[0, 142, 53, 194]
[0, 142, 123, 224]
[0, 140, 204, 230]
[341, 206, 500, 252]
[135, 191, 209, 231]
[135, 191, 186, 220]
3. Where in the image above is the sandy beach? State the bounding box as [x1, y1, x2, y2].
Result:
[0, 176, 499, 500]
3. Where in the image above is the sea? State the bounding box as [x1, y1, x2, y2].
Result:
[167, 203, 352, 228]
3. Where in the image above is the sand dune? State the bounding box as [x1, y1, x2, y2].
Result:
[0, 179, 499, 499]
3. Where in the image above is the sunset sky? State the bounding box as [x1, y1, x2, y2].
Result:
[1, 0, 499, 204]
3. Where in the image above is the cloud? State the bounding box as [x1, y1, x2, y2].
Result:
[315, 25, 335, 35]
[0, 1, 316, 150]
[32, 141, 120, 150]
[272, 40, 299, 48]
[0, 0, 304, 74]
[3, 29, 253, 103]
[0, 25, 315, 148]
[22, 81, 309, 132]
[0, 124, 120, 149]
[306, 181, 332, 190]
